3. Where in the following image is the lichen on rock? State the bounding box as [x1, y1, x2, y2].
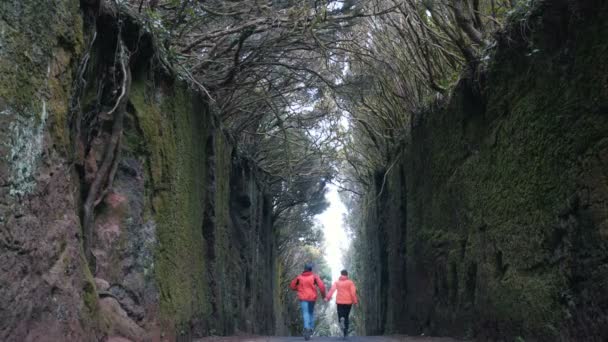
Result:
[3, 99, 48, 196]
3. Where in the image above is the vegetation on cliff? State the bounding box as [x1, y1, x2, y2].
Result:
[1, 0, 607, 340]
[343, 0, 608, 341]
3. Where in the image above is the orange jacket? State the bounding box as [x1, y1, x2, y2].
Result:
[325, 275, 358, 305]
[290, 271, 326, 301]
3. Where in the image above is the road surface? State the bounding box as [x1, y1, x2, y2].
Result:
[196, 336, 462, 342]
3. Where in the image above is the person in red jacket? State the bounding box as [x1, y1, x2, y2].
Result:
[290, 263, 326, 340]
[325, 269, 358, 339]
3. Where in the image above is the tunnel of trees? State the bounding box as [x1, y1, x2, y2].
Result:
[0, 0, 607, 341]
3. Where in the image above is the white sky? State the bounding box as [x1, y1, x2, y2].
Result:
[315, 184, 350, 282]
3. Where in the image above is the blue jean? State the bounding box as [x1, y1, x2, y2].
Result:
[300, 300, 315, 330]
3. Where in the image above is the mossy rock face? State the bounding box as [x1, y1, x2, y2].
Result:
[0, 1, 108, 341]
[0, 0, 83, 196]
[127, 75, 276, 338]
[353, 0, 608, 340]
[128, 78, 210, 332]
[1, 1, 278, 339]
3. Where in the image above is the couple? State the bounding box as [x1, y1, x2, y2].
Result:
[290, 263, 358, 340]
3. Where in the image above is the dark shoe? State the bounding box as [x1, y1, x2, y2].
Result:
[304, 328, 310, 341]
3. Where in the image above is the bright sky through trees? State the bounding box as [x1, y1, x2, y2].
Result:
[316, 185, 350, 282]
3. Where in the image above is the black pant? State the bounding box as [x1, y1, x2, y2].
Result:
[337, 304, 352, 334]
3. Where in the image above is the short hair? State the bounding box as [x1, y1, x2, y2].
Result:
[304, 263, 313, 271]
[341, 269, 348, 276]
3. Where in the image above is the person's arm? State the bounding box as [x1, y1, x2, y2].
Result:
[351, 281, 358, 305]
[325, 283, 337, 301]
[315, 274, 327, 298]
[290, 276, 299, 291]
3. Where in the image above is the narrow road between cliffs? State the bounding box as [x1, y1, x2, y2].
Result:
[196, 336, 463, 342]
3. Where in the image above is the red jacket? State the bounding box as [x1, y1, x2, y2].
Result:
[290, 271, 326, 301]
[325, 275, 358, 305]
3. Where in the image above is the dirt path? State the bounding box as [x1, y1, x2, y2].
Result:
[196, 336, 462, 342]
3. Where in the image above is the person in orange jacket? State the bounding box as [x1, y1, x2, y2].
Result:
[290, 263, 326, 340]
[325, 269, 358, 339]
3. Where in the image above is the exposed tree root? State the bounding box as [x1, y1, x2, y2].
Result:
[82, 37, 131, 267]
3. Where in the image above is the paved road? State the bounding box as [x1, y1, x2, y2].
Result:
[197, 336, 462, 342]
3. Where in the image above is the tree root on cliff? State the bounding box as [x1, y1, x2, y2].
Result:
[82, 37, 131, 268]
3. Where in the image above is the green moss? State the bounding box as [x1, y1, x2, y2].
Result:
[83, 280, 98, 314]
[0, 0, 84, 195]
[0, 0, 83, 111]
[485, 272, 562, 337]
[354, 2, 608, 339]
[81, 251, 99, 316]
[211, 130, 235, 330]
[129, 80, 170, 184]
[130, 78, 211, 330]
[48, 47, 79, 149]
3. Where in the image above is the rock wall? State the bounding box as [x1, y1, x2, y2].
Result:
[353, 1, 608, 341]
[0, 1, 275, 341]
[0, 1, 94, 340]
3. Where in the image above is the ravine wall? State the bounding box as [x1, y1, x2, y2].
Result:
[352, 1, 608, 341]
[0, 1, 276, 340]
